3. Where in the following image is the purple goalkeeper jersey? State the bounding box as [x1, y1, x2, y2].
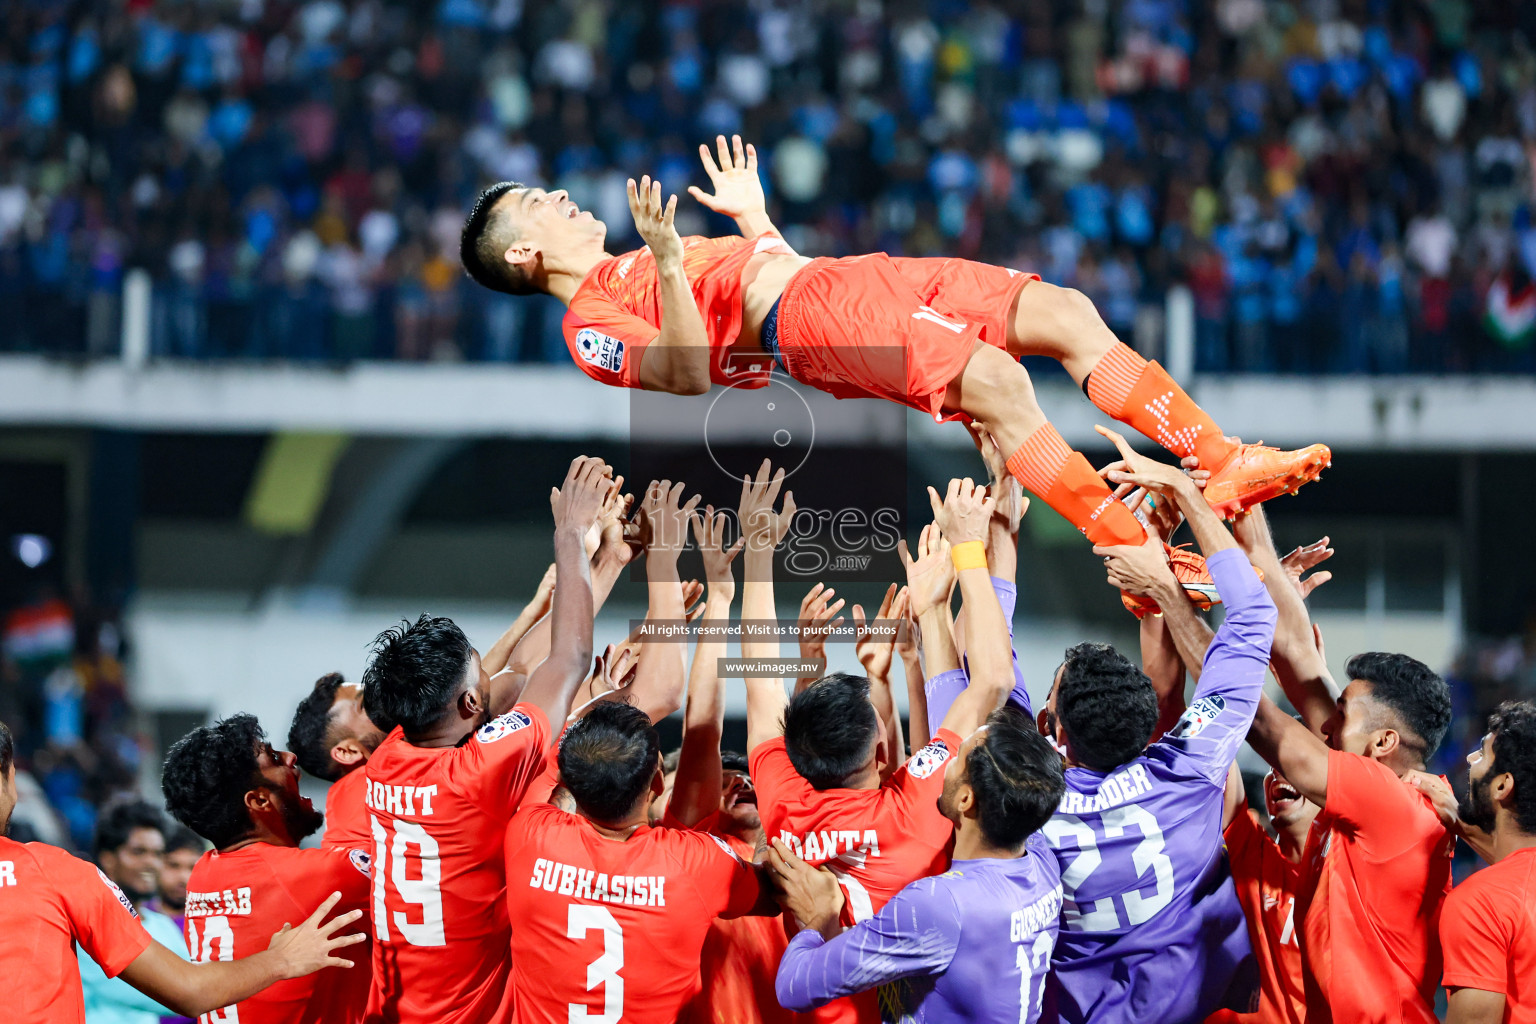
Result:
[776, 835, 1064, 1023]
[1042, 546, 1277, 1024]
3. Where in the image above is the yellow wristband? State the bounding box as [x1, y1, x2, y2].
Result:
[950, 540, 987, 572]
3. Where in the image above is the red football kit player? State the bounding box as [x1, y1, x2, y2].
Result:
[504, 701, 774, 1024]
[1292, 750, 1454, 1023]
[322, 766, 371, 853]
[1, 834, 153, 1023]
[185, 844, 372, 1023]
[462, 134, 1330, 613]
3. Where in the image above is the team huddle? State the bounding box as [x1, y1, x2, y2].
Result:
[2, 134, 1533, 1024]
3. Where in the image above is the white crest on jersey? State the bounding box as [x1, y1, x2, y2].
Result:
[476, 709, 533, 743]
[906, 740, 952, 780]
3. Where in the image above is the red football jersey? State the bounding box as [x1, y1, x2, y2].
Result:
[362, 705, 552, 1024]
[751, 730, 960, 1024]
[323, 767, 372, 853]
[1440, 846, 1536, 1022]
[0, 836, 152, 1024]
[503, 801, 765, 1024]
[673, 815, 793, 1024]
[1295, 751, 1454, 1024]
[184, 843, 372, 1024]
[562, 234, 787, 390]
[1206, 809, 1307, 1024]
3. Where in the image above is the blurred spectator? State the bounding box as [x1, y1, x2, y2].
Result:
[151, 826, 204, 1024]
[0, 0, 1530, 372]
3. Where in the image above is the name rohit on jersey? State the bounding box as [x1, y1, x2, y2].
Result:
[528, 859, 666, 907]
[775, 828, 882, 863]
[365, 781, 439, 816]
[1057, 763, 1155, 815]
[1010, 885, 1065, 941]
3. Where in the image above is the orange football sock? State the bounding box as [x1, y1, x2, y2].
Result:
[1005, 424, 1147, 547]
[1084, 344, 1238, 470]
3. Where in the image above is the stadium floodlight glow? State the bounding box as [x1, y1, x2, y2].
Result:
[11, 533, 52, 569]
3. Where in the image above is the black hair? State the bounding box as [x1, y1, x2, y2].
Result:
[783, 673, 881, 790]
[289, 672, 349, 781]
[362, 614, 474, 738]
[163, 825, 205, 857]
[1346, 652, 1451, 762]
[161, 714, 266, 849]
[1055, 642, 1157, 772]
[559, 701, 661, 825]
[1488, 700, 1536, 834]
[721, 751, 749, 774]
[460, 182, 538, 295]
[969, 706, 1066, 849]
[94, 799, 167, 858]
[0, 719, 12, 777]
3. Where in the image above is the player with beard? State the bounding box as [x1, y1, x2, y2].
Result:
[1409, 701, 1536, 1024]
[162, 713, 374, 1024]
[288, 674, 388, 851]
[459, 135, 1332, 614]
[359, 455, 611, 1024]
[661, 504, 790, 1024]
[0, 720, 366, 1024]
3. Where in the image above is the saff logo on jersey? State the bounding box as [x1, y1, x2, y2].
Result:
[96, 867, 139, 918]
[476, 709, 534, 743]
[349, 849, 373, 877]
[1170, 695, 1227, 739]
[906, 740, 952, 780]
[574, 328, 624, 373]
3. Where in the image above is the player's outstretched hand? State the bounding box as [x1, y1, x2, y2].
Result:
[688, 135, 766, 221]
[967, 424, 1028, 535]
[767, 839, 845, 940]
[1097, 425, 1196, 498]
[265, 892, 366, 979]
[738, 458, 797, 554]
[854, 584, 906, 682]
[797, 582, 846, 667]
[639, 480, 700, 565]
[1092, 530, 1174, 598]
[550, 457, 615, 536]
[692, 505, 745, 594]
[1178, 434, 1242, 488]
[1281, 537, 1334, 599]
[897, 522, 954, 617]
[928, 477, 995, 547]
[627, 174, 684, 267]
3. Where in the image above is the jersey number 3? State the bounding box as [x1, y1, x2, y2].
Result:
[568, 904, 623, 1024]
[371, 815, 446, 946]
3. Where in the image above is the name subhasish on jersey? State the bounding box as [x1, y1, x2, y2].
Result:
[528, 858, 666, 907]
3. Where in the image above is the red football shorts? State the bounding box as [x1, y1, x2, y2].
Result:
[773, 254, 1037, 421]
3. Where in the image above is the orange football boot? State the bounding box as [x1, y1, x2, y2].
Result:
[1121, 544, 1222, 620]
[1201, 443, 1332, 519]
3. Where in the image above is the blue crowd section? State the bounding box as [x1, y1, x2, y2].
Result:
[0, 0, 1534, 371]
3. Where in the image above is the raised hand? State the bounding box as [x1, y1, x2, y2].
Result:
[550, 456, 615, 535]
[266, 892, 366, 978]
[627, 174, 684, 267]
[797, 582, 847, 669]
[1280, 537, 1334, 599]
[1093, 530, 1175, 598]
[897, 522, 954, 617]
[738, 459, 797, 554]
[968, 424, 1027, 535]
[691, 505, 745, 595]
[854, 584, 906, 682]
[1096, 425, 1193, 496]
[687, 135, 767, 222]
[1114, 481, 1184, 544]
[639, 480, 701, 564]
[928, 477, 996, 547]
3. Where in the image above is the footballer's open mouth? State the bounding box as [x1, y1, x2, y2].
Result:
[561, 200, 588, 220]
[1270, 782, 1300, 811]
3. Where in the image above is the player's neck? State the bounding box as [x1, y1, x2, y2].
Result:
[221, 822, 298, 853]
[408, 720, 474, 749]
[1491, 817, 1536, 863]
[544, 248, 610, 305]
[951, 825, 1021, 862]
[1276, 820, 1310, 863]
[583, 810, 649, 841]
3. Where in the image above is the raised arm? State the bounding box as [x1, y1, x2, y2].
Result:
[896, 601, 929, 751]
[740, 460, 797, 754]
[899, 524, 961, 728]
[1247, 696, 1330, 807]
[855, 584, 910, 771]
[482, 563, 555, 680]
[931, 480, 1012, 739]
[795, 583, 846, 694]
[669, 507, 743, 827]
[688, 135, 783, 241]
[624, 480, 700, 721]
[629, 175, 711, 395]
[118, 894, 362, 1018]
[518, 457, 611, 724]
[1232, 505, 1338, 732]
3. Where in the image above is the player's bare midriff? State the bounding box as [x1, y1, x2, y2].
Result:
[736, 250, 812, 353]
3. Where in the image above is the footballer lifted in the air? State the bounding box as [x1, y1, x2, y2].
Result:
[459, 135, 1330, 611]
